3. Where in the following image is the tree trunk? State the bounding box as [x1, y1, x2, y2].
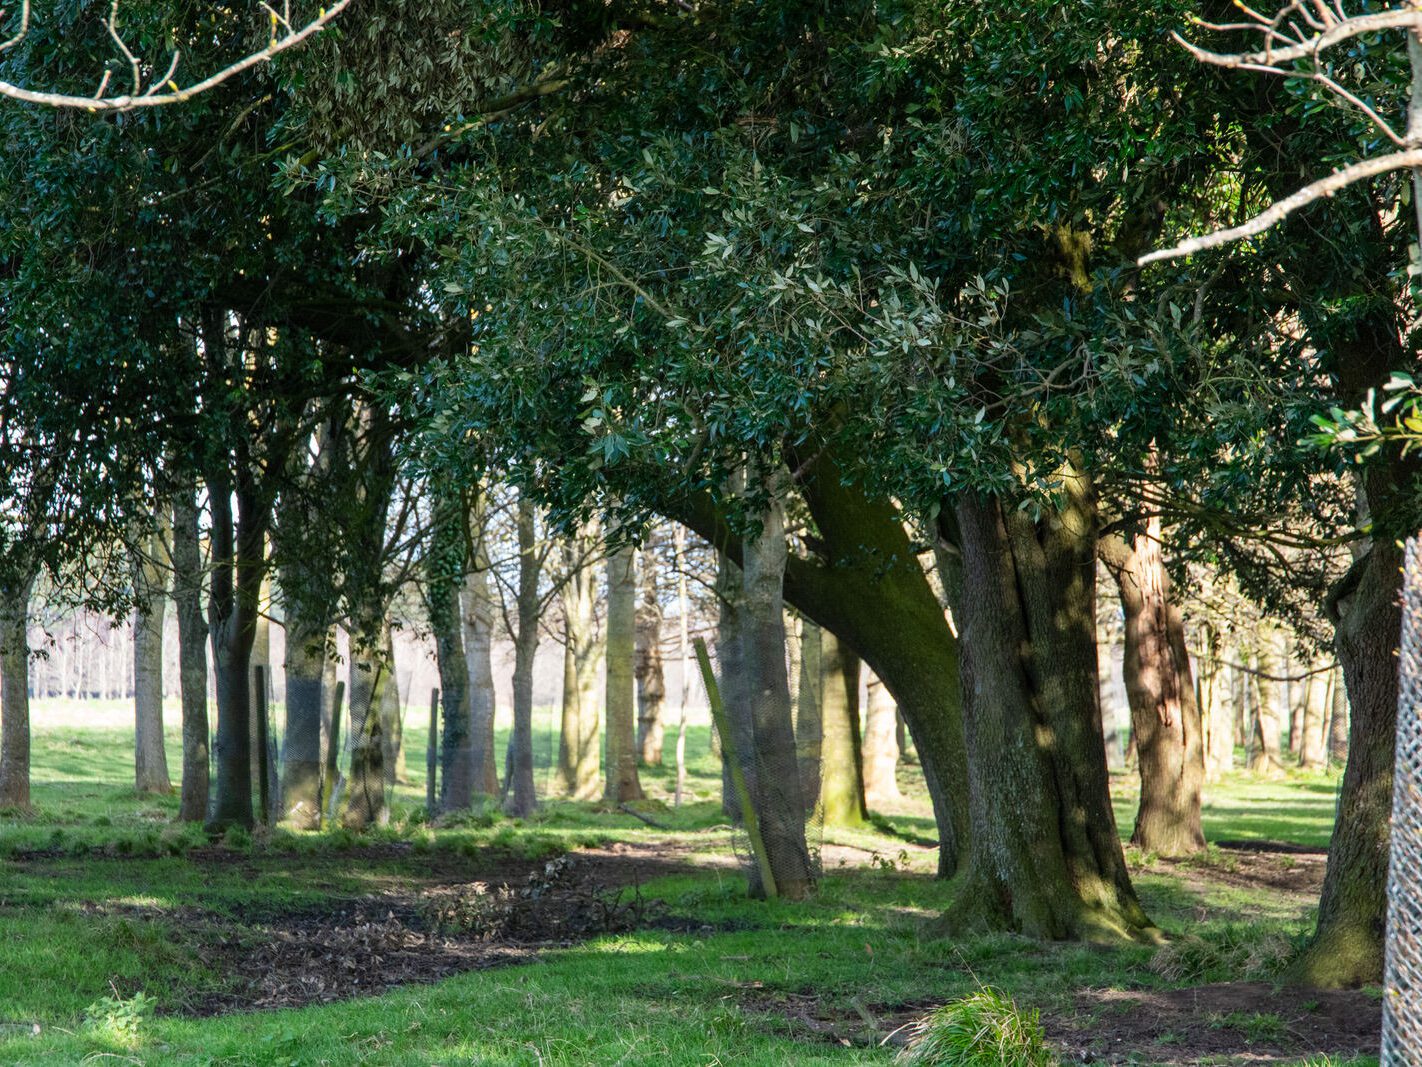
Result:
[341, 618, 389, 829]
[556, 521, 602, 800]
[0, 574, 36, 809]
[1099, 526, 1206, 857]
[172, 484, 210, 822]
[429, 492, 473, 813]
[795, 619, 823, 809]
[1248, 636, 1284, 776]
[715, 551, 750, 821]
[133, 525, 173, 795]
[381, 629, 406, 786]
[816, 628, 866, 828]
[506, 494, 541, 817]
[863, 673, 903, 809]
[1293, 540, 1400, 987]
[946, 485, 1155, 942]
[740, 465, 813, 900]
[635, 538, 666, 766]
[1198, 625, 1234, 781]
[1298, 659, 1329, 770]
[462, 491, 499, 795]
[1328, 664, 1349, 765]
[279, 617, 325, 827]
[605, 543, 644, 803]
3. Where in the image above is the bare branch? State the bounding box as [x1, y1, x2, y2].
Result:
[1177, 9, 1422, 68]
[0, 0, 350, 111]
[1141, 148, 1422, 264]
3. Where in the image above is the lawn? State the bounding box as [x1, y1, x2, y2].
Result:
[0, 701, 1377, 1066]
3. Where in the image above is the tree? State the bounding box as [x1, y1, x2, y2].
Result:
[635, 531, 667, 766]
[556, 519, 602, 801]
[604, 540, 644, 803]
[170, 476, 209, 822]
[132, 519, 172, 795]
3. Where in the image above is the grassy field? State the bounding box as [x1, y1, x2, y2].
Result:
[0, 701, 1376, 1066]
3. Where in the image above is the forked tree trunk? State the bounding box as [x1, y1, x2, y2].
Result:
[635, 537, 666, 765]
[462, 492, 499, 795]
[172, 484, 210, 822]
[795, 619, 823, 808]
[947, 485, 1155, 942]
[740, 466, 813, 900]
[1099, 525, 1205, 857]
[133, 526, 173, 795]
[604, 543, 644, 803]
[506, 495, 541, 817]
[0, 574, 35, 809]
[429, 492, 473, 813]
[816, 628, 866, 828]
[863, 673, 902, 809]
[556, 521, 601, 800]
[341, 619, 389, 829]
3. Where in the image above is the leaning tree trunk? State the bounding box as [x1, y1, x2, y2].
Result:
[133, 525, 173, 795]
[816, 628, 866, 828]
[429, 491, 473, 813]
[795, 619, 824, 808]
[462, 491, 499, 795]
[1099, 525, 1206, 857]
[506, 494, 541, 817]
[605, 543, 644, 803]
[947, 484, 1155, 942]
[863, 673, 902, 810]
[635, 537, 667, 766]
[341, 617, 390, 830]
[0, 573, 36, 809]
[1292, 539, 1400, 987]
[556, 521, 602, 800]
[740, 466, 813, 900]
[172, 483, 209, 822]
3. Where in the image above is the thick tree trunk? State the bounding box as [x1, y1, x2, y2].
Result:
[506, 495, 541, 817]
[795, 619, 823, 809]
[714, 552, 750, 821]
[863, 673, 903, 809]
[462, 492, 499, 795]
[556, 521, 601, 800]
[341, 619, 389, 829]
[0, 574, 35, 809]
[279, 618, 325, 827]
[133, 526, 173, 795]
[1298, 660, 1328, 770]
[635, 536, 666, 765]
[1099, 526, 1206, 857]
[429, 493, 473, 813]
[947, 485, 1155, 942]
[740, 467, 813, 899]
[605, 544, 644, 803]
[1293, 540, 1400, 987]
[816, 628, 866, 828]
[172, 485, 210, 822]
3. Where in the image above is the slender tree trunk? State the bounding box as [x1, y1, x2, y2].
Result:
[381, 629, 406, 786]
[1199, 625, 1234, 781]
[1249, 636, 1284, 776]
[556, 521, 601, 800]
[1328, 664, 1349, 765]
[715, 552, 750, 821]
[341, 617, 389, 829]
[1299, 659, 1328, 770]
[0, 574, 36, 809]
[863, 673, 903, 809]
[133, 525, 173, 795]
[172, 483, 210, 822]
[605, 543, 644, 803]
[506, 494, 541, 817]
[946, 482, 1155, 942]
[429, 492, 473, 812]
[463, 491, 499, 794]
[635, 537, 666, 766]
[816, 628, 866, 828]
[740, 465, 813, 900]
[796, 619, 823, 809]
[249, 570, 270, 804]
[1099, 525, 1206, 857]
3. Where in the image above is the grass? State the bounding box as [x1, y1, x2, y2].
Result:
[0, 700, 1378, 1065]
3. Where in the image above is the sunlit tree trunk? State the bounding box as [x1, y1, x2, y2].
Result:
[556, 520, 601, 800]
[133, 523, 173, 795]
[635, 534, 666, 765]
[605, 543, 643, 803]
[816, 628, 866, 828]
[863, 672, 902, 809]
[1248, 634, 1284, 776]
[1327, 664, 1349, 766]
[1298, 659, 1329, 770]
[462, 490, 499, 795]
[429, 491, 473, 812]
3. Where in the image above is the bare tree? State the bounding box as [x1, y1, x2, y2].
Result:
[0, 0, 349, 111]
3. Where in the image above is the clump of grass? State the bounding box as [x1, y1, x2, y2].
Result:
[1149, 923, 1294, 983]
[897, 987, 1056, 1066]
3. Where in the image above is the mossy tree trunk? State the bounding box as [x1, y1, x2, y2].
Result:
[556, 520, 602, 801]
[816, 628, 866, 828]
[604, 543, 644, 803]
[1099, 525, 1205, 857]
[947, 481, 1155, 942]
[429, 491, 473, 813]
[341, 617, 390, 830]
[133, 523, 173, 796]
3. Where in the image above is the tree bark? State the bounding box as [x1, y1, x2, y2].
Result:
[604, 542, 644, 803]
[556, 520, 602, 800]
[280, 614, 325, 828]
[1098, 526, 1206, 857]
[863, 672, 902, 809]
[133, 524, 173, 795]
[0, 574, 35, 809]
[795, 618, 823, 809]
[341, 617, 389, 829]
[506, 494, 542, 817]
[714, 551, 750, 821]
[1298, 659, 1329, 770]
[380, 628, 406, 786]
[172, 483, 210, 822]
[946, 483, 1155, 942]
[1198, 624, 1234, 781]
[740, 465, 813, 899]
[462, 490, 499, 795]
[816, 628, 866, 828]
[635, 537, 666, 766]
[429, 491, 473, 813]
[1248, 634, 1285, 776]
[1328, 664, 1349, 765]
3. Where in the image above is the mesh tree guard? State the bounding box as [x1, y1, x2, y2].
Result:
[1384, 536, 1422, 1062]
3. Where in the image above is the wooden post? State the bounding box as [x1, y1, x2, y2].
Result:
[322, 680, 345, 827]
[254, 665, 271, 827]
[427, 687, 439, 817]
[693, 637, 776, 898]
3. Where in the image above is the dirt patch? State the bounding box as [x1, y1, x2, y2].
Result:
[1047, 981, 1380, 1065]
[1160, 849, 1327, 899]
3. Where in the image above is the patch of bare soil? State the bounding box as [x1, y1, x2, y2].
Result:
[1159, 847, 1328, 900]
[1046, 982, 1379, 1065]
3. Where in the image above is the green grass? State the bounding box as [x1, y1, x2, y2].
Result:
[0, 703, 1375, 1065]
